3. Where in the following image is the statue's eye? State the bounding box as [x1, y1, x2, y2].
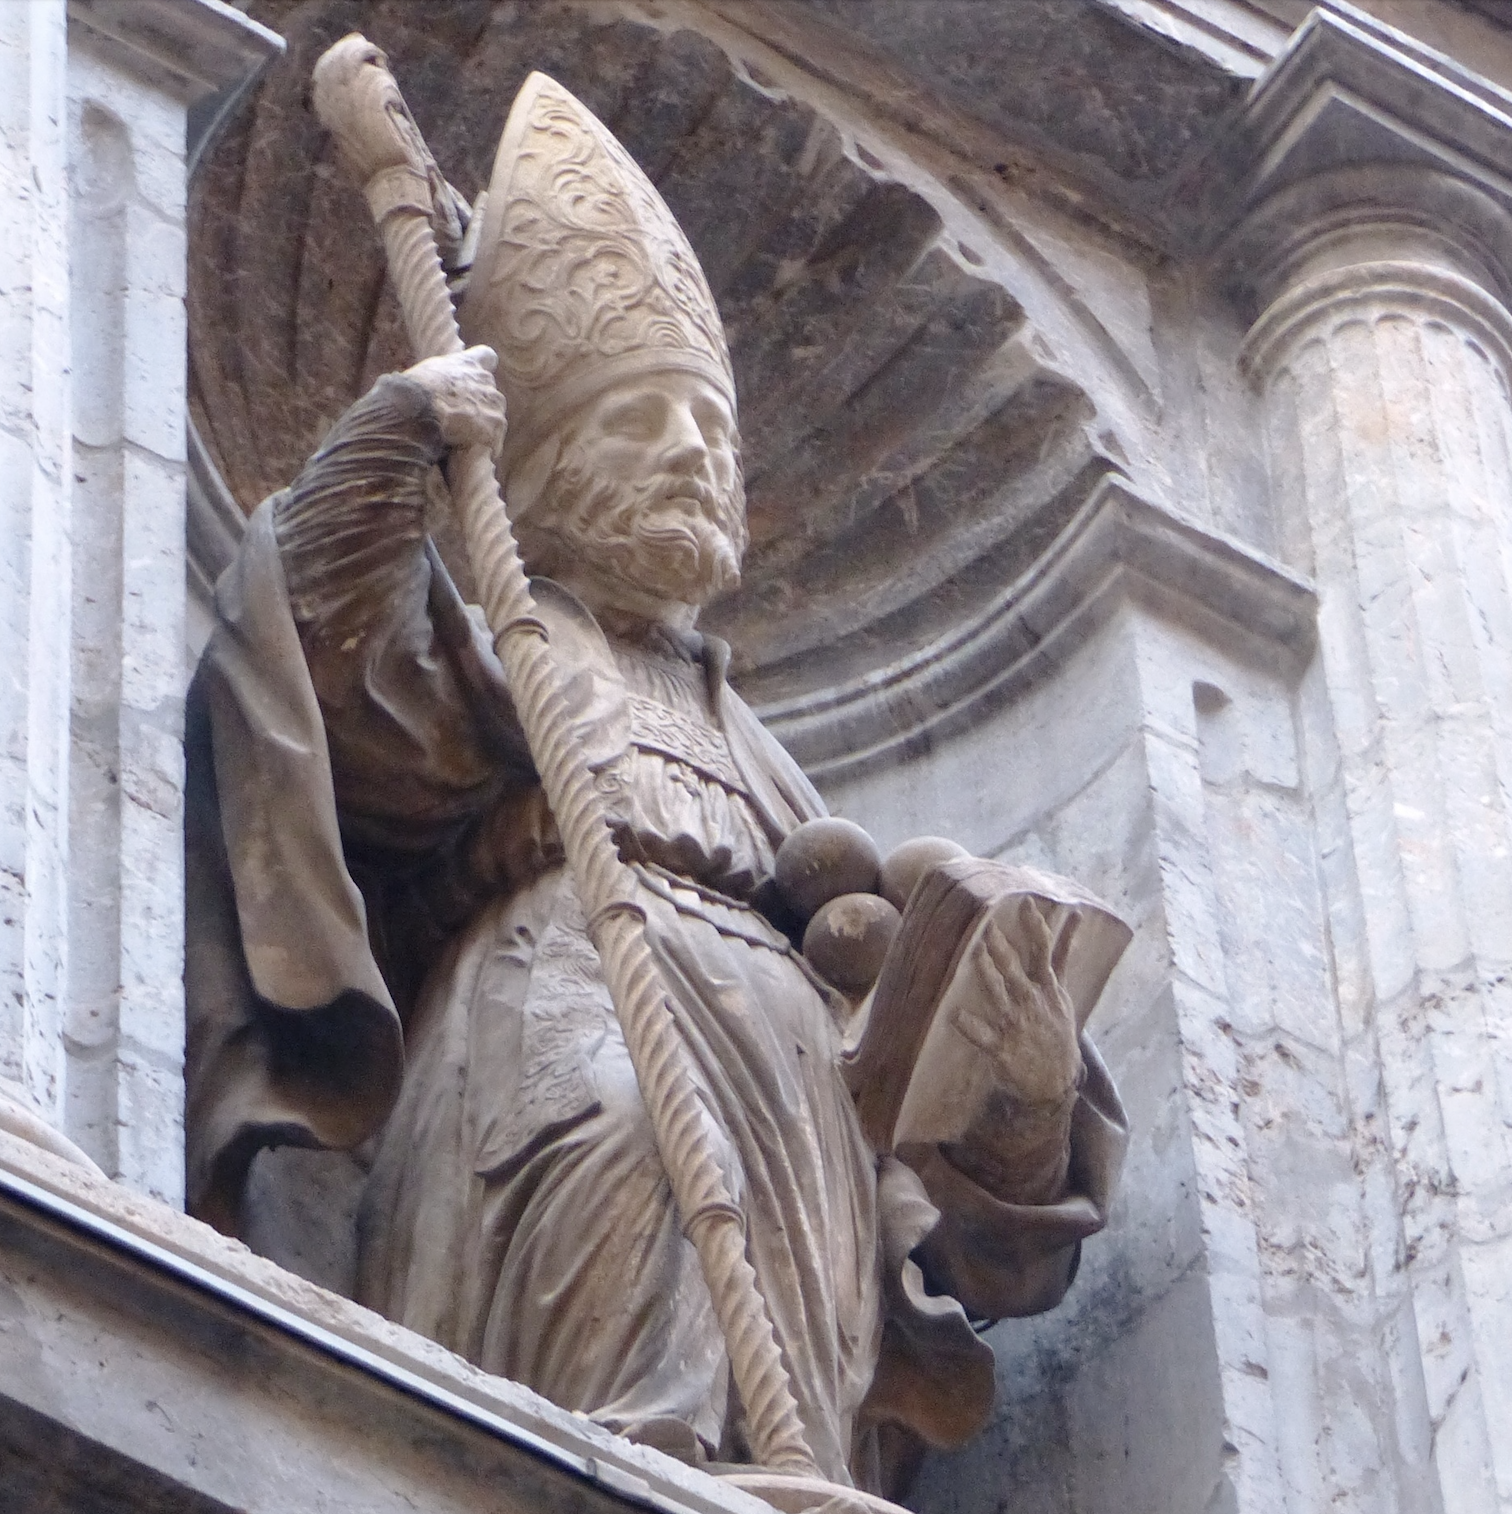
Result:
[600, 396, 662, 440]
[692, 400, 732, 449]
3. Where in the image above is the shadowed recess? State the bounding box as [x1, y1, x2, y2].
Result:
[188, 0, 1113, 715]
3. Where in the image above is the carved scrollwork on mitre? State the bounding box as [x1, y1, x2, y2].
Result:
[462, 72, 736, 472]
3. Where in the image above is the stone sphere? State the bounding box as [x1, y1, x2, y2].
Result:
[802, 893, 901, 995]
[774, 817, 882, 922]
[879, 835, 970, 912]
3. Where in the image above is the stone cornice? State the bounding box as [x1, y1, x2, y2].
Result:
[758, 478, 1317, 783]
[1243, 5, 1512, 191]
[68, 0, 282, 101]
[1207, 7, 1512, 295]
[0, 1131, 773, 1514]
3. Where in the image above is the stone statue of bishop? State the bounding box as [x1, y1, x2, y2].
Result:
[184, 71, 1128, 1498]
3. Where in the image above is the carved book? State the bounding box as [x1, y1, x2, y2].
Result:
[849, 857, 1131, 1153]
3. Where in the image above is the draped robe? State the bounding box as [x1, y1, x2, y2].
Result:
[184, 375, 1130, 1491]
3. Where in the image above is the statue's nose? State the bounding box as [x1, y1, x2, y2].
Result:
[659, 402, 711, 474]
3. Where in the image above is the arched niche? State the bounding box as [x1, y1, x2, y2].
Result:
[188, 0, 1140, 775]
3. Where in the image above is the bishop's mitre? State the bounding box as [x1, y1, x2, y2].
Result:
[459, 72, 738, 480]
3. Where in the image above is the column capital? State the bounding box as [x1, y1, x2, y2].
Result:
[1238, 247, 1512, 386]
[1208, 7, 1512, 319]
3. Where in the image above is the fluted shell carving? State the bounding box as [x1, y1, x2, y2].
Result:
[189, 2, 1104, 758]
[461, 72, 737, 469]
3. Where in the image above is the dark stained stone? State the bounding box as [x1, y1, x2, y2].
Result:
[797, 0, 1246, 182]
[715, 0, 1250, 218]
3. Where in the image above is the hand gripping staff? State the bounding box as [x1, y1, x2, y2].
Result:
[310, 35, 820, 1477]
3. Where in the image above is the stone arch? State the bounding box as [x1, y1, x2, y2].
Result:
[188, 0, 1147, 768]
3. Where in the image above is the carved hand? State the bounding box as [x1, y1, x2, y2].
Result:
[404, 345, 507, 457]
[952, 898, 1082, 1111]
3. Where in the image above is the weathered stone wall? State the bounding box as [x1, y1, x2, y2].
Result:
[65, 25, 193, 1204]
[0, 1, 280, 1201]
[826, 531, 1316, 1514]
[0, 0, 76, 1177]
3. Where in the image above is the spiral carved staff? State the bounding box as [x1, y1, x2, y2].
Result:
[309, 34, 819, 1478]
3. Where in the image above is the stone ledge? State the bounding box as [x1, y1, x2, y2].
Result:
[0, 1131, 774, 1514]
[759, 477, 1317, 781]
[1093, 0, 1286, 77]
[68, 0, 282, 101]
[1199, 4, 1512, 264]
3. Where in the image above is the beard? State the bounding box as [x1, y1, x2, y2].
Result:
[517, 437, 746, 606]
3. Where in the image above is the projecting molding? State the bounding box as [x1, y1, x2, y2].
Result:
[1202, 4, 1512, 279]
[1243, 5, 1512, 196]
[68, 0, 282, 100]
[761, 477, 1318, 781]
[0, 1131, 775, 1514]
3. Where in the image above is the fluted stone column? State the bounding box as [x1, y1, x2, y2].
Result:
[1243, 208, 1512, 1514]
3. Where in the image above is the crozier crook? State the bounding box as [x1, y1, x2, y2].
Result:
[309, 34, 820, 1478]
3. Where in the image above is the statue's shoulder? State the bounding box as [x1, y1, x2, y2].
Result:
[707, 653, 827, 830]
[529, 577, 617, 680]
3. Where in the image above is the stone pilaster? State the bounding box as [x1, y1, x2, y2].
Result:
[0, 2, 280, 1202]
[1241, 209, 1512, 1514]
[0, 0, 90, 1172]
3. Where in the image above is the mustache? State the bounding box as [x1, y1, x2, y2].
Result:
[625, 472, 740, 542]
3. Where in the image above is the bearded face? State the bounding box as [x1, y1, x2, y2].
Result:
[510, 371, 747, 611]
